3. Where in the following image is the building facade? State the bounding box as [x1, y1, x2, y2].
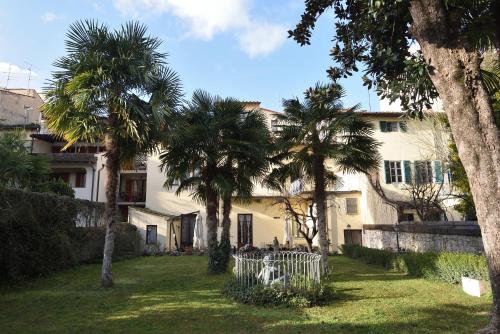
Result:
[1, 90, 462, 252]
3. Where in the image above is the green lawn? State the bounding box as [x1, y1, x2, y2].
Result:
[0, 255, 492, 334]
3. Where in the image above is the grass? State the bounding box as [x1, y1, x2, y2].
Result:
[0, 255, 492, 334]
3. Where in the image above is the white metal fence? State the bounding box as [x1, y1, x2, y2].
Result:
[233, 251, 322, 289]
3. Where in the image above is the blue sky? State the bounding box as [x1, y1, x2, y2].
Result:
[0, 0, 379, 111]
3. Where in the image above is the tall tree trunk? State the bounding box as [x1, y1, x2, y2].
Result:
[206, 185, 220, 274]
[101, 133, 120, 288]
[220, 194, 232, 271]
[410, 1, 500, 332]
[221, 195, 232, 242]
[312, 154, 329, 273]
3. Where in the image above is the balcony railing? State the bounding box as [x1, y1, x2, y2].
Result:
[36, 153, 97, 164]
[121, 155, 147, 171]
[118, 191, 146, 203]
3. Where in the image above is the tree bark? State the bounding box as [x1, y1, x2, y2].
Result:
[312, 154, 329, 273]
[101, 132, 120, 288]
[206, 183, 220, 274]
[220, 194, 232, 271]
[410, 1, 500, 332]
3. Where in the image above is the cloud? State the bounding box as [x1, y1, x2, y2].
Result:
[113, 0, 286, 57]
[0, 62, 37, 76]
[40, 11, 60, 23]
[238, 23, 287, 58]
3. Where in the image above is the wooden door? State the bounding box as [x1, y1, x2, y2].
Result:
[181, 214, 196, 248]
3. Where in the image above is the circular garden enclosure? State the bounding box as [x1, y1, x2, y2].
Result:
[233, 251, 322, 289]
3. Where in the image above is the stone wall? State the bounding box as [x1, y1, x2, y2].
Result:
[362, 222, 483, 254]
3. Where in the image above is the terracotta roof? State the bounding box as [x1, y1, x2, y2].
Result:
[30, 133, 62, 143]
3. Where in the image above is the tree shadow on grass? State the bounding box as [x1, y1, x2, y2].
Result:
[268, 303, 489, 334]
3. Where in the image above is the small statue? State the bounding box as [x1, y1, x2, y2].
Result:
[257, 255, 288, 286]
[273, 237, 280, 253]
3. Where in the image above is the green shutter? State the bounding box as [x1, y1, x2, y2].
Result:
[404, 160, 412, 183]
[380, 121, 387, 132]
[434, 160, 443, 183]
[399, 121, 408, 132]
[384, 161, 391, 184]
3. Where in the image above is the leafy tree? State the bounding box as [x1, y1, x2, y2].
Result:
[43, 20, 181, 287]
[289, 2, 500, 330]
[160, 91, 271, 274]
[0, 131, 50, 189]
[268, 83, 380, 272]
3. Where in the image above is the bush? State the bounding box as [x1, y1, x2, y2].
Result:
[0, 188, 140, 282]
[222, 277, 334, 307]
[32, 179, 76, 198]
[341, 244, 489, 284]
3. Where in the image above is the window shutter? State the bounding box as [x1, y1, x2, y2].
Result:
[380, 121, 387, 132]
[384, 161, 391, 184]
[434, 160, 443, 183]
[403, 161, 412, 183]
[399, 121, 408, 132]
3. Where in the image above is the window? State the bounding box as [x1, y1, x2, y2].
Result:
[74, 170, 86, 188]
[346, 198, 358, 215]
[384, 161, 403, 183]
[146, 225, 157, 244]
[271, 119, 279, 132]
[380, 121, 407, 132]
[237, 214, 253, 246]
[380, 121, 399, 132]
[415, 161, 433, 184]
[403, 213, 415, 222]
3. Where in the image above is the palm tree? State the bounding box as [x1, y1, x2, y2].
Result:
[42, 20, 181, 287]
[160, 91, 271, 273]
[269, 83, 380, 272]
[218, 103, 273, 271]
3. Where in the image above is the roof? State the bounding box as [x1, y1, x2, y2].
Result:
[356, 111, 405, 117]
[0, 123, 40, 131]
[30, 133, 62, 143]
[0, 88, 39, 98]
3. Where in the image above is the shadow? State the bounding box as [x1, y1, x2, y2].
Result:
[0, 255, 492, 334]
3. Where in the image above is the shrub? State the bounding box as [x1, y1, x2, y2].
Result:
[341, 244, 489, 284]
[32, 179, 76, 198]
[222, 277, 334, 307]
[0, 188, 140, 282]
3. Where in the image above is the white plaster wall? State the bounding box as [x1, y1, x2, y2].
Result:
[129, 207, 171, 252]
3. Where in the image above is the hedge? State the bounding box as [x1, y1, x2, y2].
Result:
[0, 188, 140, 282]
[341, 244, 489, 284]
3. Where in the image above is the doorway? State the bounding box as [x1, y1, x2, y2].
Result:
[344, 229, 362, 246]
[181, 214, 196, 248]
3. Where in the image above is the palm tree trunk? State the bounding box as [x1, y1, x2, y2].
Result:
[206, 185, 220, 274]
[101, 133, 120, 288]
[220, 194, 232, 271]
[312, 154, 329, 274]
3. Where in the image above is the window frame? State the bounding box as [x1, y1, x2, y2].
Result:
[389, 161, 403, 183]
[146, 225, 158, 245]
[345, 198, 358, 215]
[74, 170, 87, 188]
[414, 160, 433, 184]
